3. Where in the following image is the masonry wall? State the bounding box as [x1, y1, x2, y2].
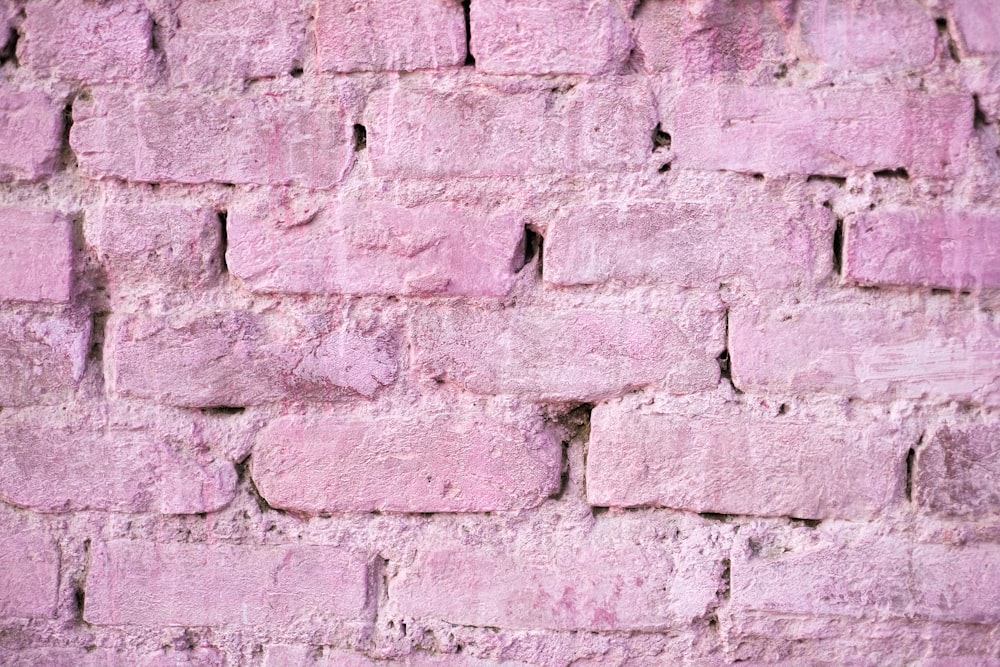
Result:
[1, 0, 1000, 665]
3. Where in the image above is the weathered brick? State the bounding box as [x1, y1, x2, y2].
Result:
[0, 309, 91, 407]
[729, 299, 1000, 405]
[913, 544, 1000, 624]
[951, 0, 1000, 56]
[263, 646, 531, 666]
[545, 198, 832, 289]
[844, 209, 1000, 291]
[165, 0, 306, 86]
[0, 88, 62, 182]
[85, 540, 369, 626]
[797, 0, 936, 71]
[71, 91, 352, 187]
[915, 423, 1000, 519]
[672, 86, 971, 177]
[412, 300, 724, 401]
[0, 528, 59, 618]
[316, 0, 465, 72]
[94, 200, 221, 288]
[368, 78, 653, 178]
[19, 0, 157, 83]
[106, 311, 396, 407]
[470, 0, 631, 75]
[0, 208, 73, 302]
[0, 414, 236, 514]
[2, 647, 224, 667]
[587, 399, 906, 519]
[228, 201, 524, 297]
[251, 407, 562, 514]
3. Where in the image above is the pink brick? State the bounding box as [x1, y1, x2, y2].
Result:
[0, 88, 62, 182]
[251, 408, 562, 514]
[0, 528, 58, 618]
[0, 416, 236, 514]
[368, 77, 653, 178]
[913, 544, 1000, 624]
[412, 300, 724, 401]
[85, 540, 369, 626]
[951, 0, 1000, 55]
[316, 0, 465, 72]
[106, 311, 396, 407]
[0, 208, 73, 302]
[844, 209, 1000, 291]
[915, 423, 1000, 519]
[797, 0, 936, 71]
[586, 400, 906, 519]
[545, 199, 832, 289]
[3, 648, 224, 667]
[729, 299, 1000, 405]
[390, 538, 725, 630]
[262, 646, 522, 666]
[19, 0, 157, 83]
[71, 92, 352, 187]
[94, 201, 222, 289]
[165, 0, 306, 86]
[672, 86, 972, 177]
[228, 202, 524, 297]
[470, 0, 631, 75]
[0, 310, 90, 407]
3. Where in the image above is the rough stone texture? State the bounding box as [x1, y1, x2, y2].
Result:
[916, 423, 1000, 519]
[0, 528, 59, 618]
[0, 207, 73, 302]
[951, 0, 1000, 55]
[0, 88, 63, 182]
[2, 647, 225, 667]
[0, 309, 91, 407]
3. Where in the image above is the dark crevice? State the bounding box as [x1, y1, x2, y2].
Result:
[217, 210, 229, 274]
[873, 167, 909, 180]
[631, 0, 646, 19]
[199, 406, 246, 416]
[700, 512, 734, 523]
[905, 442, 918, 503]
[552, 402, 592, 502]
[289, 66, 304, 78]
[652, 123, 671, 151]
[235, 455, 288, 515]
[658, 162, 672, 173]
[936, 18, 961, 63]
[806, 174, 846, 186]
[0, 25, 19, 67]
[74, 538, 91, 626]
[719, 558, 731, 601]
[973, 94, 988, 129]
[516, 225, 544, 276]
[752, 173, 764, 181]
[832, 217, 844, 275]
[717, 310, 741, 393]
[60, 99, 77, 169]
[353, 124, 367, 151]
[789, 517, 821, 528]
[462, 0, 475, 66]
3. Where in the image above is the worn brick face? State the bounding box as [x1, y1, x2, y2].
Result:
[0, 88, 63, 182]
[0, 528, 59, 619]
[0, 208, 73, 302]
[0, 309, 91, 407]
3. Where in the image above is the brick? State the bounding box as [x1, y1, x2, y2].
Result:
[951, 0, 1000, 55]
[71, 91, 352, 187]
[165, 0, 306, 86]
[2, 648, 224, 667]
[107, 311, 396, 407]
[470, 0, 631, 75]
[0, 528, 58, 618]
[412, 300, 724, 401]
[262, 646, 529, 666]
[228, 202, 524, 297]
[729, 299, 1000, 405]
[19, 0, 157, 84]
[251, 408, 563, 514]
[316, 0, 465, 72]
[0, 208, 73, 302]
[913, 544, 1000, 624]
[94, 201, 221, 289]
[85, 540, 369, 626]
[0, 88, 63, 182]
[586, 400, 905, 519]
[672, 86, 972, 177]
[0, 415, 237, 514]
[844, 209, 1000, 291]
[797, 0, 936, 71]
[545, 198, 832, 289]
[915, 423, 1000, 519]
[0, 309, 91, 407]
[368, 78, 653, 178]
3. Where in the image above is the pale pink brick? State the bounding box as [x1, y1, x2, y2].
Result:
[913, 544, 1000, 624]
[368, 78, 653, 178]
[263, 646, 530, 666]
[0, 528, 58, 618]
[3, 647, 224, 667]
[586, 401, 906, 519]
[951, 0, 1000, 55]
[470, 0, 631, 75]
[391, 537, 724, 631]
[19, 0, 157, 83]
[107, 311, 396, 407]
[0, 88, 62, 182]
[165, 0, 306, 86]
[316, 0, 465, 72]
[729, 300, 1000, 405]
[0, 208, 73, 302]
[0, 417, 236, 514]
[85, 540, 369, 626]
[71, 91, 352, 187]
[412, 301, 724, 401]
[915, 423, 1000, 519]
[672, 85, 972, 177]
[251, 409, 562, 514]
[844, 209, 1000, 291]
[228, 202, 524, 297]
[797, 0, 936, 71]
[0, 310, 91, 407]
[545, 199, 832, 289]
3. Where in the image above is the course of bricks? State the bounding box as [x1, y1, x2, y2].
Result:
[1, 0, 1000, 664]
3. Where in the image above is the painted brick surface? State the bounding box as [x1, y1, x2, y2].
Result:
[0, 207, 73, 302]
[0, 528, 59, 618]
[915, 423, 1000, 518]
[0, 309, 90, 407]
[0, 88, 63, 182]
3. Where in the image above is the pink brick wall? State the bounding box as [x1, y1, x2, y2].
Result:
[1, 0, 999, 664]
